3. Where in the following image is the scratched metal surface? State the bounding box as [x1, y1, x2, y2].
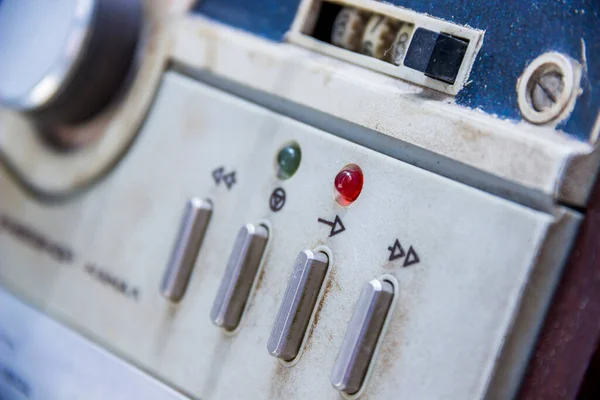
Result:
[195, 0, 600, 142]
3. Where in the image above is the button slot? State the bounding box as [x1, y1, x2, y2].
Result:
[161, 198, 213, 302]
[268, 249, 330, 362]
[331, 277, 395, 396]
[210, 223, 269, 332]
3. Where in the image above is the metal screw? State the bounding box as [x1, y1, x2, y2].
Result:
[530, 70, 565, 112]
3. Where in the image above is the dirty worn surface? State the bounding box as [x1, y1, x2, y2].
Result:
[196, 0, 600, 141]
[519, 175, 600, 400]
[171, 17, 598, 207]
[0, 72, 578, 399]
[3, 3, 599, 205]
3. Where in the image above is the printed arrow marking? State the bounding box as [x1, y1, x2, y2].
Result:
[222, 171, 237, 190]
[387, 239, 406, 262]
[212, 166, 237, 190]
[317, 215, 346, 237]
[403, 246, 420, 267]
[212, 166, 225, 184]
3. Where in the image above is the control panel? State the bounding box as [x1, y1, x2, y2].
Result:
[0, 72, 580, 398]
[0, 0, 599, 399]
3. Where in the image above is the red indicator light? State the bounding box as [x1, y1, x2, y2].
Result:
[334, 164, 364, 205]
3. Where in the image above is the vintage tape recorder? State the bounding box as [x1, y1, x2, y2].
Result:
[0, 0, 599, 399]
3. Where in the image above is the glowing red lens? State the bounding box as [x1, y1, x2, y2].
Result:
[334, 164, 364, 205]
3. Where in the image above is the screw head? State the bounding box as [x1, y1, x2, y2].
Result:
[531, 70, 565, 112]
[517, 53, 579, 125]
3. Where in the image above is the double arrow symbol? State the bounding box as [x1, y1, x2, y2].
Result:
[388, 239, 420, 267]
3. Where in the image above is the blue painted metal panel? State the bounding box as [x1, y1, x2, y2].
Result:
[195, 0, 600, 141]
[195, 0, 298, 41]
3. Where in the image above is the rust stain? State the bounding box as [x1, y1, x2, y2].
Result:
[314, 239, 326, 249]
[455, 120, 490, 143]
[313, 267, 338, 329]
[268, 265, 340, 398]
[378, 322, 404, 372]
[364, 265, 427, 397]
[302, 330, 315, 355]
[366, 303, 407, 398]
[303, 266, 340, 360]
[383, 261, 396, 270]
[269, 360, 293, 400]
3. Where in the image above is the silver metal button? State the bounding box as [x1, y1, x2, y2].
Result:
[210, 224, 269, 332]
[161, 198, 213, 302]
[331, 278, 395, 396]
[268, 250, 329, 362]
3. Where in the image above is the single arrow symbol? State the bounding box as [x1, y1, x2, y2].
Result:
[387, 239, 406, 261]
[317, 215, 346, 237]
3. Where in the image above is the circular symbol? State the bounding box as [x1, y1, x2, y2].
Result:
[269, 188, 286, 212]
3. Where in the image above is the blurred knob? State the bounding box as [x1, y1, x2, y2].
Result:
[0, 0, 143, 126]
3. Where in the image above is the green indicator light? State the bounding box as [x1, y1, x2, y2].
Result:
[276, 142, 302, 180]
